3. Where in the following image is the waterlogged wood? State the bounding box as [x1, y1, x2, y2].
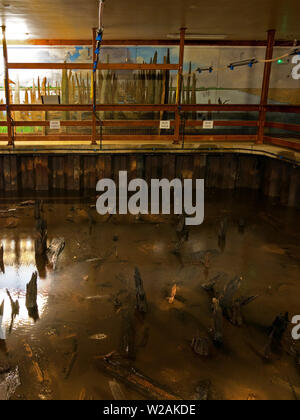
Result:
[218, 218, 228, 245]
[236, 156, 261, 189]
[35, 218, 48, 257]
[226, 301, 243, 327]
[73, 156, 81, 191]
[0, 245, 4, 273]
[47, 238, 65, 270]
[96, 358, 182, 400]
[176, 215, 189, 241]
[34, 157, 48, 191]
[201, 274, 224, 296]
[191, 332, 211, 357]
[21, 157, 35, 190]
[120, 312, 136, 361]
[26, 272, 38, 309]
[212, 298, 223, 346]
[173, 236, 186, 255]
[173, 214, 189, 254]
[64, 338, 78, 380]
[167, 284, 177, 304]
[84, 156, 96, 190]
[219, 277, 242, 310]
[6, 288, 19, 334]
[134, 268, 147, 314]
[219, 277, 258, 326]
[6, 289, 19, 317]
[221, 155, 238, 189]
[109, 379, 126, 400]
[52, 157, 65, 190]
[263, 313, 290, 361]
[34, 200, 42, 220]
[192, 380, 211, 401]
[162, 155, 176, 180]
[3, 156, 17, 192]
[188, 249, 220, 265]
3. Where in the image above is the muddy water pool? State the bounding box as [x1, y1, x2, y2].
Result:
[0, 190, 299, 400]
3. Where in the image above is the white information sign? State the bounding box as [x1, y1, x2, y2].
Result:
[50, 120, 61, 130]
[203, 120, 214, 129]
[160, 120, 171, 129]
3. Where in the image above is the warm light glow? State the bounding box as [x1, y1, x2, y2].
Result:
[26, 239, 33, 251]
[2, 21, 30, 41]
[0, 233, 52, 329]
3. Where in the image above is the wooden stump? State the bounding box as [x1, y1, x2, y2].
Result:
[35, 218, 48, 257]
[26, 272, 38, 310]
[134, 267, 147, 314]
[26, 272, 39, 321]
[47, 238, 65, 270]
[34, 200, 42, 220]
[212, 298, 223, 346]
[0, 245, 4, 273]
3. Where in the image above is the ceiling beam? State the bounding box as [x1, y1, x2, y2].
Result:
[23, 39, 298, 47]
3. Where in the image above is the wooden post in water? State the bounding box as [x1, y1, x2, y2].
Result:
[258, 29, 276, 144]
[1, 26, 13, 146]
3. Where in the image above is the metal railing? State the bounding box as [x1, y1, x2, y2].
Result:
[1, 26, 300, 152]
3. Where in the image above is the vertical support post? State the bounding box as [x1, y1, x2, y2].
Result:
[1, 25, 13, 146]
[258, 29, 276, 144]
[174, 27, 186, 144]
[91, 27, 97, 145]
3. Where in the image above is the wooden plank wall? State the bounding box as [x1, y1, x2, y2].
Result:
[0, 153, 298, 208]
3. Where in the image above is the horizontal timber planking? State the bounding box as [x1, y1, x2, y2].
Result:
[265, 122, 300, 132]
[264, 136, 300, 151]
[0, 153, 298, 209]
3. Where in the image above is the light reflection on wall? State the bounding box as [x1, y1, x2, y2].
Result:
[0, 236, 52, 330]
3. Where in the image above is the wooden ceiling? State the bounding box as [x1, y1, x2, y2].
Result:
[0, 0, 300, 41]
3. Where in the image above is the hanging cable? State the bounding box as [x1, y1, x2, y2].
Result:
[185, 39, 300, 77]
[93, 0, 105, 149]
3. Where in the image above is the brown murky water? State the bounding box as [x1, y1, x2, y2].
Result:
[0, 191, 299, 400]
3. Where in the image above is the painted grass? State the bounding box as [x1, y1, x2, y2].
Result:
[0, 126, 42, 134]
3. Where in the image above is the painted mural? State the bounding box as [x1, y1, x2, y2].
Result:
[0, 45, 299, 135]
